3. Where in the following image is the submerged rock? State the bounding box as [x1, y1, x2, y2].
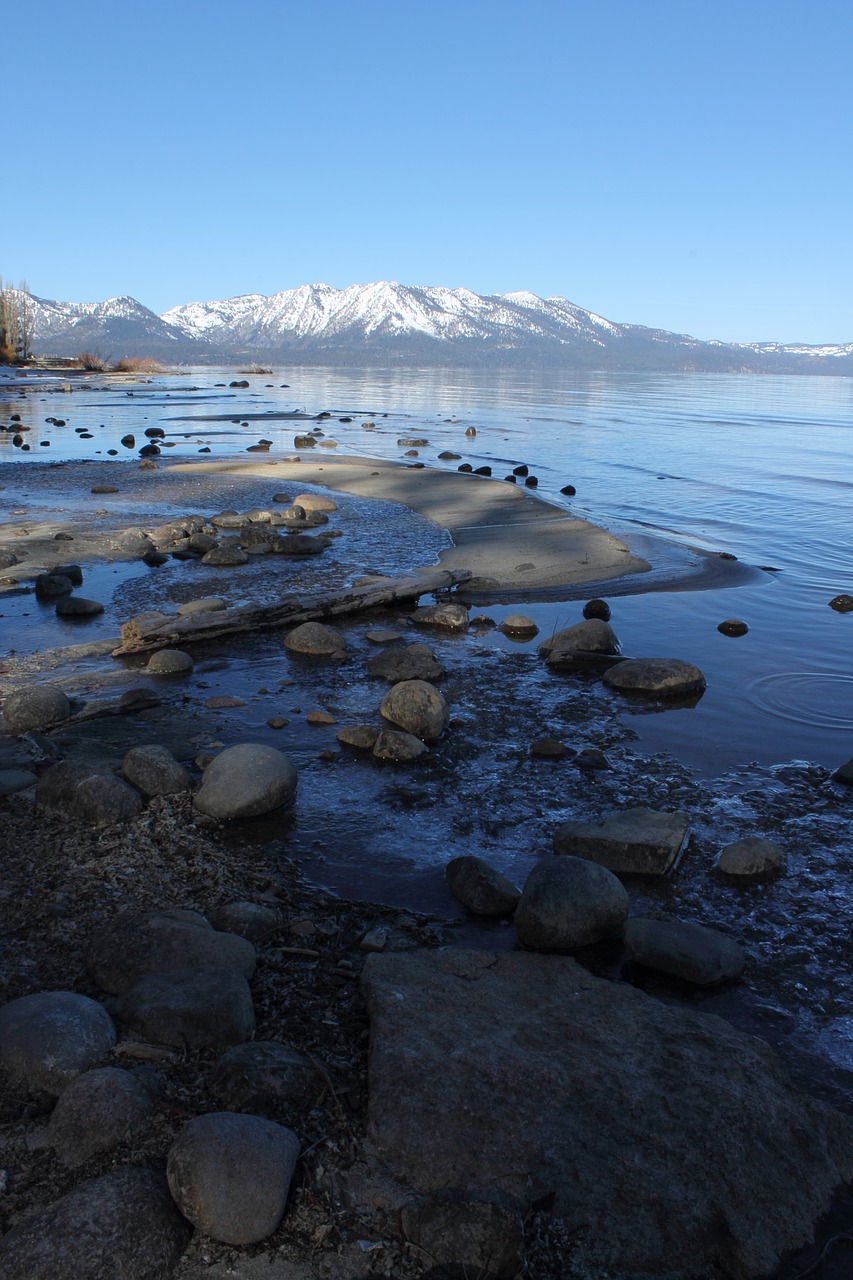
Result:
[603, 657, 706, 697]
[624, 917, 746, 985]
[554, 807, 690, 876]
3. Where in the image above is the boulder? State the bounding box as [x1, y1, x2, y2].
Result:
[55, 596, 104, 617]
[275, 533, 329, 555]
[176, 596, 227, 616]
[624, 917, 746, 985]
[48, 1066, 155, 1166]
[0, 1167, 191, 1280]
[539, 617, 619, 658]
[366, 643, 445, 683]
[337, 725, 380, 751]
[113, 966, 255, 1050]
[2, 684, 70, 731]
[87, 908, 257, 995]
[35, 760, 144, 826]
[209, 900, 280, 941]
[411, 602, 469, 630]
[603, 657, 706, 697]
[372, 729, 429, 762]
[499, 613, 538, 637]
[358, 949, 853, 1280]
[167, 1112, 300, 1245]
[209, 1041, 320, 1114]
[0, 990, 116, 1095]
[201, 544, 249, 567]
[445, 855, 521, 917]
[284, 620, 346, 656]
[515, 857, 629, 950]
[380, 679, 449, 742]
[121, 744, 193, 797]
[832, 757, 853, 786]
[35, 572, 74, 597]
[147, 648, 193, 675]
[292, 492, 337, 512]
[554, 806, 690, 875]
[530, 737, 567, 759]
[717, 836, 785, 880]
[194, 743, 297, 819]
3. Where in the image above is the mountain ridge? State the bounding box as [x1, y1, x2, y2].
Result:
[16, 283, 853, 373]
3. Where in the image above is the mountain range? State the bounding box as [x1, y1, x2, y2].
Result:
[20, 283, 853, 373]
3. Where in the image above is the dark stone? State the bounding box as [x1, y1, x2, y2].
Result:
[114, 966, 256, 1050]
[48, 1066, 155, 1165]
[87, 908, 256, 995]
[582, 598, 611, 621]
[515, 857, 629, 950]
[718, 618, 749, 636]
[209, 1041, 321, 1113]
[445, 855, 520, 917]
[0, 990, 116, 1096]
[35, 760, 144, 826]
[624, 917, 746, 985]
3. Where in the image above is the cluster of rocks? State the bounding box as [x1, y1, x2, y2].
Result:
[444, 805, 789, 987]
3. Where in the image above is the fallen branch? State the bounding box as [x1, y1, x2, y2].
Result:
[112, 568, 472, 656]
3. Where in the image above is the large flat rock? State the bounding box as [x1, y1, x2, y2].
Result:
[553, 805, 690, 875]
[358, 949, 853, 1280]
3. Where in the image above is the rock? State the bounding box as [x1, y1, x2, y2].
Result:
[2, 684, 70, 730]
[201, 545, 249, 567]
[530, 737, 567, 759]
[121, 744, 193, 797]
[574, 747, 611, 770]
[0, 1167, 191, 1280]
[359, 949, 853, 1280]
[337, 725, 380, 751]
[209, 1041, 320, 1113]
[554, 807, 690, 875]
[34, 572, 73, 597]
[582, 598, 611, 620]
[716, 836, 785, 880]
[276, 533, 329, 555]
[515, 857, 629, 950]
[367, 643, 445, 683]
[284, 620, 346, 656]
[603, 657, 706, 697]
[292, 491, 337, 512]
[167, 1112, 300, 1245]
[399, 1199, 523, 1280]
[176, 596, 227, 616]
[499, 613, 538, 637]
[380, 679, 449, 742]
[366, 628, 403, 643]
[194, 743, 297, 819]
[87, 909, 257, 995]
[445, 855, 521, 917]
[209, 901, 280, 941]
[306, 708, 336, 725]
[55, 596, 105, 617]
[438, 451, 461, 460]
[828, 593, 853, 612]
[0, 551, 18, 569]
[114, 966, 255, 1050]
[718, 618, 749, 636]
[147, 648, 194, 675]
[48, 1066, 154, 1165]
[0, 767, 37, 795]
[411, 602, 469, 630]
[54, 563, 84, 585]
[832, 757, 853, 786]
[372, 729, 429, 762]
[0, 990, 116, 1095]
[35, 760, 145, 826]
[540, 618, 619, 661]
[397, 437, 429, 447]
[561, 483, 577, 495]
[625, 917, 746, 985]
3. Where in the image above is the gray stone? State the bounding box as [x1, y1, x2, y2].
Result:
[0, 767, 37, 795]
[122, 744, 193, 797]
[336, 725, 380, 751]
[717, 836, 785, 880]
[292, 491, 337, 512]
[167, 1112, 300, 1245]
[35, 572, 74, 597]
[147, 648, 194, 675]
[530, 737, 567, 758]
[0, 990, 116, 1095]
[55, 595, 104, 617]
[194, 743, 298, 819]
[372, 729, 429, 762]
[275, 533, 329, 555]
[35, 760, 144, 826]
[603, 657, 706, 696]
[209, 900, 280, 941]
[176, 596, 227, 616]
[380, 679, 449, 741]
[0, 1166, 190, 1280]
[48, 1066, 155, 1165]
[87, 909, 257, 995]
[446, 855, 521, 917]
[499, 613, 538, 637]
[2, 684, 70, 731]
[399, 1199, 523, 1280]
[209, 1041, 320, 1114]
[114, 966, 255, 1050]
[831, 757, 853, 786]
[358, 949, 853, 1280]
[540, 617, 619, 658]
[411, 602, 469, 630]
[367, 643, 445, 683]
[201, 545, 249, 566]
[624, 917, 746, 985]
[515, 857, 629, 951]
[284, 620, 346, 655]
[554, 806, 690, 875]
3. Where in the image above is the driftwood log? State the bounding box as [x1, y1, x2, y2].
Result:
[112, 568, 472, 656]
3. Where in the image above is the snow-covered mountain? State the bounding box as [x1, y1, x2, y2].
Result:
[20, 283, 853, 373]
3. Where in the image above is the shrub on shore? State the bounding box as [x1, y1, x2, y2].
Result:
[112, 357, 164, 373]
[76, 352, 111, 371]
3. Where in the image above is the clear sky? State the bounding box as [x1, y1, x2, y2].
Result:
[4, 0, 851, 343]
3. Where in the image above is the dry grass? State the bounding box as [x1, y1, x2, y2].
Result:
[112, 357, 164, 373]
[239, 364, 273, 375]
[75, 351, 111, 371]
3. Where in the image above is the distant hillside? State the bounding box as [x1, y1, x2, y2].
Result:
[21, 283, 853, 373]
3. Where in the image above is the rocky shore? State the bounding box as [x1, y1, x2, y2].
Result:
[1, 453, 852, 1279]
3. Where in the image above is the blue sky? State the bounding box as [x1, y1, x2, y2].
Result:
[5, 0, 851, 343]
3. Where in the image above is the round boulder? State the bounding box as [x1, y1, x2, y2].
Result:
[147, 648, 193, 676]
[499, 614, 539, 638]
[582, 598, 611, 621]
[114, 966, 255, 1050]
[603, 658, 706, 697]
[380, 679, 449, 742]
[0, 990, 116, 1096]
[716, 837, 784, 881]
[446, 855, 521, 917]
[540, 618, 619, 658]
[284, 620, 346, 656]
[122, 744, 193, 797]
[167, 1111, 300, 1245]
[3, 684, 71, 731]
[624, 918, 746, 986]
[87, 908, 257, 995]
[515, 857, 629, 952]
[194, 743, 298, 819]
[209, 1041, 320, 1113]
[717, 619, 749, 637]
[35, 760, 144, 826]
[367, 643, 444, 684]
[48, 1066, 155, 1166]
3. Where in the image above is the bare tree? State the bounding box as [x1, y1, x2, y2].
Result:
[0, 277, 36, 362]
